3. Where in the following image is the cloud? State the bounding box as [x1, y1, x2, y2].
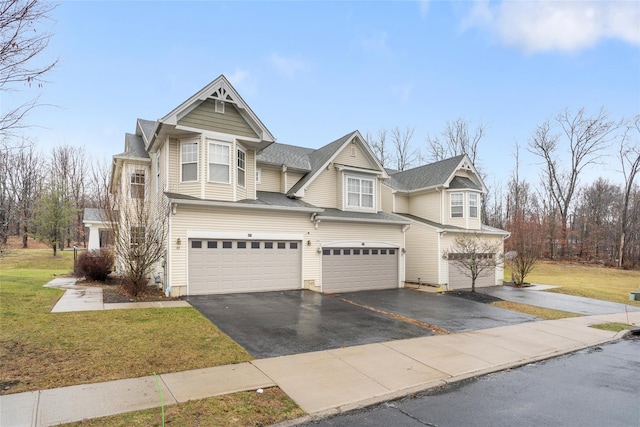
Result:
[418, 0, 430, 18]
[391, 83, 412, 103]
[463, 0, 640, 53]
[358, 31, 392, 56]
[226, 69, 257, 96]
[270, 53, 306, 78]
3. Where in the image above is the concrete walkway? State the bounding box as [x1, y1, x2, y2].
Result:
[2, 280, 637, 425]
[2, 311, 638, 426]
[45, 277, 190, 312]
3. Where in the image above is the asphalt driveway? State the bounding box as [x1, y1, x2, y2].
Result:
[186, 290, 432, 358]
[186, 288, 539, 358]
[334, 289, 538, 332]
[479, 286, 640, 315]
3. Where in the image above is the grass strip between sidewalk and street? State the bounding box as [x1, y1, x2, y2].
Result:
[59, 387, 305, 427]
[490, 301, 583, 320]
[589, 322, 636, 333]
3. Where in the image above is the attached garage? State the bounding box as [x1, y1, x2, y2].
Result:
[188, 239, 302, 295]
[322, 247, 399, 293]
[448, 260, 495, 289]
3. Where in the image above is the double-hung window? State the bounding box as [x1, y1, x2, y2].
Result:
[469, 193, 478, 218]
[181, 142, 198, 182]
[347, 176, 374, 210]
[130, 170, 145, 199]
[237, 149, 246, 187]
[451, 193, 464, 218]
[209, 142, 230, 183]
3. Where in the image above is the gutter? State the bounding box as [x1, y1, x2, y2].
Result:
[167, 197, 324, 214]
[317, 215, 411, 226]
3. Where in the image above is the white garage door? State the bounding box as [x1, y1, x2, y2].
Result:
[322, 247, 398, 293]
[188, 239, 301, 295]
[448, 261, 495, 289]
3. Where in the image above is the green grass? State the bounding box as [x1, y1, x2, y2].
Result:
[491, 301, 582, 320]
[505, 261, 640, 306]
[589, 322, 635, 332]
[0, 250, 253, 395]
[60, 387, 305, 427]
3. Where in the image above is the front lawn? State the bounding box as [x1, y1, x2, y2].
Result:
[505, 261, 640, 306]
[0, 250, 253, 395]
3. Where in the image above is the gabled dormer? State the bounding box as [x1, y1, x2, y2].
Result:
[141, 75, 275, 203]
[382, 154, 486, 230]
[284, 131, 389, 212]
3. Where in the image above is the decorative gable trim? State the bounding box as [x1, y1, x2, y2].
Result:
[149, 75, 275, 152]
[442, 154, 487, 193]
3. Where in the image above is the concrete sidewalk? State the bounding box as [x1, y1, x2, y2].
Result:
[2, 311, 638, 427]
[45, 277, 190, 312]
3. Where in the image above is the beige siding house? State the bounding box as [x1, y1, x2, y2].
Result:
[382, 155, 509, 289]
[93, 74, 508, 296]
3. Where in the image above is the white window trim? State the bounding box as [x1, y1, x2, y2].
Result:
[237, 147, 246, 188]
[130, 169, 145, 199]
[451, 192, 464, 218]
[207, 141, 231, 184]
[344, 174, 376, 212]
[180, 140, 198, 183]
[469, 193, 478, 219]
[255, 168, 262, 184]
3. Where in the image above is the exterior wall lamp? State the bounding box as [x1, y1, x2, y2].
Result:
[176, 238, 182, 248]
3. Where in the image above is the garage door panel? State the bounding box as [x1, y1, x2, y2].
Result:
[323, 248, 398, 293]
[188, 239, 301, 295]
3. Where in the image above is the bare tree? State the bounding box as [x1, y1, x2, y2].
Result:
[425, 117, 486, 164]
[443, 233, 504, 292]
[618, 115, 640, 267]
[367, 129, 392, 168]
[7, 139, 41, 247]
[0, 144, 15, 250]
[528, 108, 619, 258]
[0, 0, 58, 137]
[505, 144, 543, 284]
[391, 126, 417, 171]
[94, 162, 168, 296]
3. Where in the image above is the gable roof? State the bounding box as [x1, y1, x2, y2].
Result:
[137, 118, 157, 145]
[397, 213, 509, 235]
[149, 75, 275, 152]
[385, 154, 486, 193]
[286, 131, 388, 198]
[114, 133, 150, 160]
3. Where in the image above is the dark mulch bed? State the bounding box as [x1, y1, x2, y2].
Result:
[503, 281, 533, 288]
[444, 290, 503, 304]
[77, 277, 177, 303]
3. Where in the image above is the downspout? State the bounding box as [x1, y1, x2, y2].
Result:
[401, 224, 410, 288]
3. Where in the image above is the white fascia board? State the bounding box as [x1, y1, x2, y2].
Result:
[334, 164, 385, 175]
[187, 231, 304, 241]
[318, 215, 410, 226]
[82, 220, 113, 226]
[322, 241, 399, 248]
[168, 197, 323, 214]
[445, 228, 511, 236]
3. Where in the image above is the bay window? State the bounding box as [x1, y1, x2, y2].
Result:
[209, 142, 230, 183]
[180, 142, 198, 182]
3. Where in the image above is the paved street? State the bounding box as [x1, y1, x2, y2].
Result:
[298, 336, 640, 427]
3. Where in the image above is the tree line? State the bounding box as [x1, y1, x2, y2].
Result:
[0, 141, 100, 254]
[366, 109, 640, 269]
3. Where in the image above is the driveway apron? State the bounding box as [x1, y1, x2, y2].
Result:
[334, 289, 539, 332]
[186, 290, 432, 358]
